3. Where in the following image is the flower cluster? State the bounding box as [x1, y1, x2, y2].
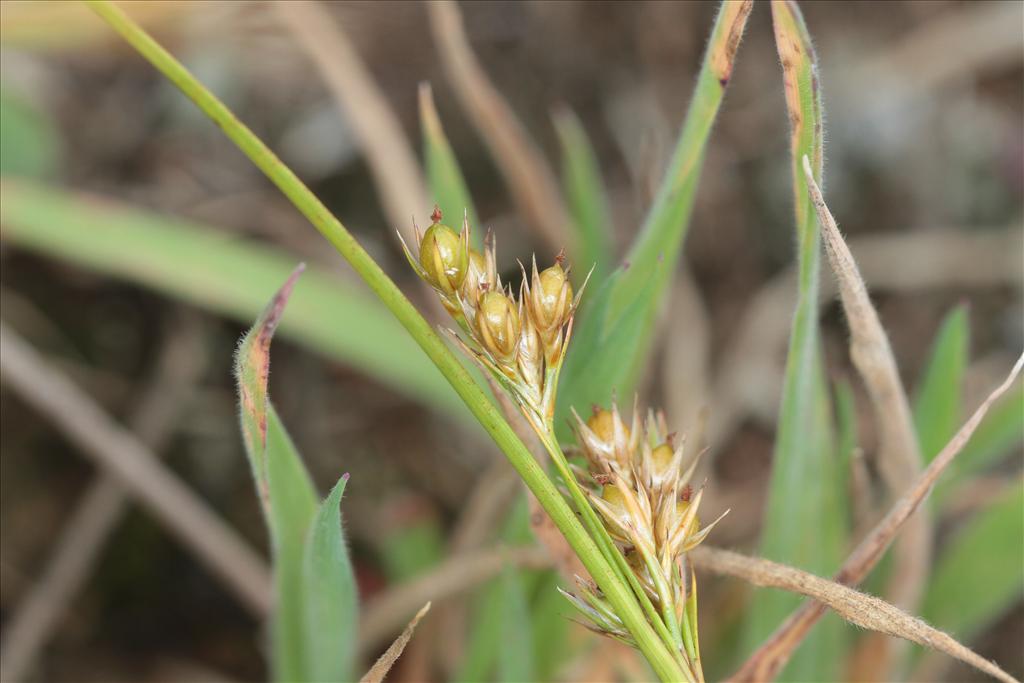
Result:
[561, 401, 726, 656]
[400, 207, 582, 427]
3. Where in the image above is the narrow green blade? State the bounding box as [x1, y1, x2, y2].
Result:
[235, 267, 320, 681]
[558, 1, 752, 425]
[303, 474, 359, 682]
[497, 566, 536, 683]
[913, 305, 969, 462]
[420, 82, 481, 247]
[0, 178, 466, 420]
[554, 107, 613, 287]
[745, 3, 846, 680]
[922, 483, 1024, 642]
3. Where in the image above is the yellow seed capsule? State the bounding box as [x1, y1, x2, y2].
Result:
[587, 407, 631, 446]
[531, 263, 573, 331]
[476, 290, 520, 362]
[587, 408, 615, 443]
[602, 483, 628, 509]
[651, 443, 674, 477]
[419, 223, 467, 295]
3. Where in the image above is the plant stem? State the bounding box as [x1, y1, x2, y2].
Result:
[538, 422, 688, 672]
[83, 1, 686, 679]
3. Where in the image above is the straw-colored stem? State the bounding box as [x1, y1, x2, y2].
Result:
[83, 1, 685, 679]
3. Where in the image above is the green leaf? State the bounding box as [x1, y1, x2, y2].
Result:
[303, 474, 359, 683]
[834, 379, 856, 530]
[456, 497, 533, 683]
[378, 516, 445, 582]
[497, 566, 536, 683]
[0, 179, 467, 421]
[553, 107, 613, 287]
[456, 577, 505, 683]
[234, 267, 320, 681]
[745, 4, 846, 681]
[922, 482, 1024, 641]
[419, 83, 480, 247]
[941, 385, 1024, 493]
[555, 266, 660, 439]
[559, 1, 752, 419]
[913, 305, 969, 462]
[529, 570, 574, 682]
[0, 86, 60, 178]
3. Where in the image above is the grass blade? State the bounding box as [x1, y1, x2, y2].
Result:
[694, 547, 1018, 683]
[557, 0, 752, 430]
[427, 0, 571, 252]
[497, 566, 536, 682]
[0, 178, 466, 420]
[744, 4, 846, 681]
[84, 3, 684, 677]
[732, 353, 1023, 682]
[235, 267, 319, 681]
[0, 85, 60, 178]
[936, 384, 1023, 507]
[303, 474, 359, 682]
[419, 82, 481, 246]
[922, 482, 1024, 647]
[914, 305, 970, 462]
[553, 106, 614, 286]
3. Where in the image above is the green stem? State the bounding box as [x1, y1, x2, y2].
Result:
[538, 422, 685, 666]
[84, 1, 685, 680]
[641, 548, 684, 654]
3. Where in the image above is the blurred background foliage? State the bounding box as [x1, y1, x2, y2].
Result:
[0, 1, 1021, 682]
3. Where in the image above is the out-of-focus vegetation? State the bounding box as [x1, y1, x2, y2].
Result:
[1, 1, 1021, 682]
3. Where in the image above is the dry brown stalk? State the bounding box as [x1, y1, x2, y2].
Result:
[0, 314, 207, 683]
[274, 0, 429, 243]
[357, 545, 550, 657]
[0, 321, 272, 616]
[359, 602, 432, 683]
[710, 226, 1022, 451]
[427, 0, 572, 253]
[691, 547, 1018, 683]
[802, 154, 930, 674]
[729, 350, 1024, 682]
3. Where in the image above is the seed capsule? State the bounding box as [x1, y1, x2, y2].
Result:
[419, 222, 467, 296]
[530, 262, 573, 332]
[587, 408, 619, 444]
[650, 443, 674, 476]
[476, 290, 521, 362]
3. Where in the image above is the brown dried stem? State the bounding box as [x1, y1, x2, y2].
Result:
[729, 350, 1024, 682]
[0, 321, 272, 616]
[427, 0, 571, 253]
[692, 547, 1018, 683]
[274, 0, 429, 242]
[357, 545, 550, 657]
[0, 313, 207, 683]
[803, 154, 931, 673]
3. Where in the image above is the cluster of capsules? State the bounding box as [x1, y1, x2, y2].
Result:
[400, 207, 582, 427]
[564, 401, 726, 649]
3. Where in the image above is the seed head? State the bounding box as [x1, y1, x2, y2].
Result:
[419, 221, 467, 296]
[530, 262, 573, 331]
[476, 290, 521, 363]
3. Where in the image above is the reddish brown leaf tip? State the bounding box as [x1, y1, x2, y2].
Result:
[431, 205, 443, 224]
[257, 263, 305, 344]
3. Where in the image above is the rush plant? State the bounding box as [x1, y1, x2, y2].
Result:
[63, 1, 1023, 682]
